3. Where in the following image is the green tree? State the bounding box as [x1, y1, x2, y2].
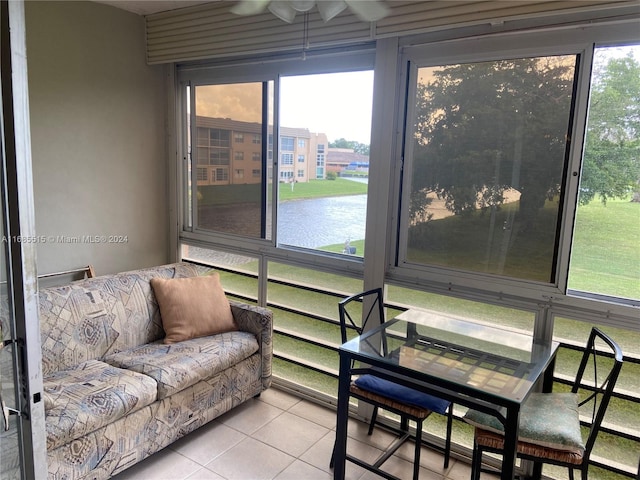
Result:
[580, 53, 640, 205]
[329, 138, 370, 156]
[412, 57, 575, 230]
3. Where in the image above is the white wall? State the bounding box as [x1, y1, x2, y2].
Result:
[25, 1, 169, 276]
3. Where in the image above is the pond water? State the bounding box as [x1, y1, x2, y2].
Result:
[277, 194, 367, 249]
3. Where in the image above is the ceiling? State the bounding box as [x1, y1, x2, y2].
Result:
[95, 0, 216, 16]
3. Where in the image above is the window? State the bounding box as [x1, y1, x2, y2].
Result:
[398, 52, 578, 289]
[210, 129, 229, 147]
[281, 136, 294, 152]
[234, 132, 244, 143]
[190, 82, 273, 239]
[281, 153, 293, 165]
[252, 169, 261, 177]
[196, 168, 208, 182]
[277, 70, 373, 254]
[253, 134, 261, 144]
[215, 168, 229, 181]
[568, 44, 640, 303]
[252, 152, 261, 161]
[210, 149, 229, 165]
[316, 153, 325, 166]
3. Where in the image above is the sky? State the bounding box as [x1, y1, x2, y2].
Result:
[279, 70, 374, 145]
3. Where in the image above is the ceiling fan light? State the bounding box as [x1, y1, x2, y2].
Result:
[268, 0, 298, 22]
[344, 0, 389, 22]
[291, 0, 316, 12]
[316, 0, 347, 22]
[230, 0, 270, 15]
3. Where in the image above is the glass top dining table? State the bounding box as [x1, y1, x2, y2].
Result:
[333, 309, 560, 480]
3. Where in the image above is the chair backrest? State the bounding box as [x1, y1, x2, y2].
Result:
[338, 288, 385, 344]
[572, 327, 623, 458]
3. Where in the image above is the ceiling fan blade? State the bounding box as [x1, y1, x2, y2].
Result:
[230, 0, 271, 16]
[344, 0, 389, 22]
[316, 0, 348, 22]
[268, 0, 298, 22]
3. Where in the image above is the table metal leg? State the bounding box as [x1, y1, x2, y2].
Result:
[333, 352, 351, 480]
[502, 406, 520, 480]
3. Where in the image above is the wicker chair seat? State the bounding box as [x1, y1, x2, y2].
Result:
[475, 428, 585, 465]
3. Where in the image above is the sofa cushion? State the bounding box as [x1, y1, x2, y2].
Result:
[38, 262, 202, 376]
[151, 273, 236, 344]
[44, 359, 158, 450]
[103, 331, 259, 398]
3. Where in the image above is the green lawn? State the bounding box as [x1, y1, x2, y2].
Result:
[278, 178, 367, 201]
[569, 197, 640, 299]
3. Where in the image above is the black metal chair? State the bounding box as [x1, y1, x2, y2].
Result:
[464, 327, 623, 480]
[331, 288, 453, 480]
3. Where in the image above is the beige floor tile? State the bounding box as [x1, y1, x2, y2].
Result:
[205, 437, 295, 480]
[273, 459, 333, 480]
[111, 448, 202, 480]
[252, 411, 330, 457]
[288, 399, 338, 429]
[346, 417, 396, 452]
[170, 421, 246, 465]
[446, 458, 480, 480]
[395, 437, 451, 474]
[259, 387, 303, 411]
[184, 467, 226, 480]
[219, 397, 284, 435]
[358, 453, 445, 480]
[299, 431, 368, 480]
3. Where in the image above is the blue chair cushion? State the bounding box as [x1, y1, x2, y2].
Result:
[354, 374, 450, 414]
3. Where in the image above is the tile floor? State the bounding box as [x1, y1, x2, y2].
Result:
[111, 386, 487, 480]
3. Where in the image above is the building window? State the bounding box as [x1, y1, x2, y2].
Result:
[297, 169, 305, 178]
[316, 154, 324, 166]
[317, 144, 325, 153]
[297, 154, 305, 163]
[252, 152, 261, 161]
[210, 149, 230, 165]
[253, 134, 261, 144]
[215, 168, 229, 181]
[298, 139, 305, 148]
[235, 169, 244, 178]
[281, 153, 294, 165]
[210, 129, 230, 147]
[196, 168, 208, 182]
[234, 132, 244, 143]
[281, 136, 295, 152]
[252, 169, 261, 177]
[234, 151, 244, 161]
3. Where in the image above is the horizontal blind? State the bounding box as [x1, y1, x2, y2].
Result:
[146, 0, 636, 64]
[146, 2, 372, 64]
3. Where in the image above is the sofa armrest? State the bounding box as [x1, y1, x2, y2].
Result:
[230, 301, 273, 390]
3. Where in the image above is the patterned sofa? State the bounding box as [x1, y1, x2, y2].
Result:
[38, 262, 272, 479]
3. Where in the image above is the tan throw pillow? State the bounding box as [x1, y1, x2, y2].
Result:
[151, 273, 236, 344]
